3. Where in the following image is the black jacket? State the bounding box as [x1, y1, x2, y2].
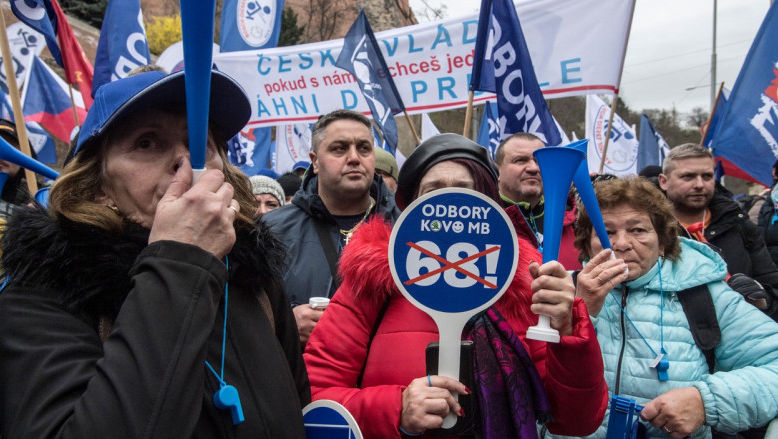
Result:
[758, 195, 778, 268]
[262, 172, 400, 306]
[0, 173, 33, 220]
[700, 192, 778, 290]
[0, 207, 309, 438]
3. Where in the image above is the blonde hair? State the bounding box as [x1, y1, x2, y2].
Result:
[662, 143, 713, 174]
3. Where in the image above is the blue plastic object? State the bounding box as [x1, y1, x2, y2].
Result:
[606, 395, 644, 439]
[565, 139, 611, 249]
[213, 384, 245, 425]
[0, 137, 59, 180]
[179, 0, 216, 170]
[533, 147, 585, 263]
[34, 186, 50, 208]
[656, 348, 670, 382]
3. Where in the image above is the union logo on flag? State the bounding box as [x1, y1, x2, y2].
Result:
[236, 0, 277, 47]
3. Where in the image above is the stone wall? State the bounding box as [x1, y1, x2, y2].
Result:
[361, 0, 416, 32]
[284, 0, 416, 43]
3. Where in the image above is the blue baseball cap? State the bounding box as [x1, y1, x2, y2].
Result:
[292, 160, 310, 171]
[76, 70, 251, 154]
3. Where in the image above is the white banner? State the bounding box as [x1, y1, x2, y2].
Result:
[214, 0, 634, 128]
[274, 123, 312, 175]
[585, 94, 639, 176]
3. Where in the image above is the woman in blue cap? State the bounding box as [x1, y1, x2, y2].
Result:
[0, 71, 308, 438]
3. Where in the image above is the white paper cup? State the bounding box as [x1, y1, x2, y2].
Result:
[309, 297, 330, 310]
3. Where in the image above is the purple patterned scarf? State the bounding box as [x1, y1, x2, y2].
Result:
[464, 308, 552, 439]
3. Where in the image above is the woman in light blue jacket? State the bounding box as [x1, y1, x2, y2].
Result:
[571, 177, 778, 439]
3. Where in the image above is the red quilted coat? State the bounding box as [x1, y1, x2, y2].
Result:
[304, 219, 607, 439]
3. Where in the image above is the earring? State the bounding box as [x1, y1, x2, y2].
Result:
[107, 205, 120, 214]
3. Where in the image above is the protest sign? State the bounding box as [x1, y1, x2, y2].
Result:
[388, 188, 517, 427]
[303, 400, 363, 439]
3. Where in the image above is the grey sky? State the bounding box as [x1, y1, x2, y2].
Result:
[409, 0, 771, 115]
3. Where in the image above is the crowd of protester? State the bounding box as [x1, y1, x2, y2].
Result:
[1, 68, 778, 439]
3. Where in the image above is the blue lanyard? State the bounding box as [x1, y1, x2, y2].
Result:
[608, 261, 669, 381]
[204, 255, 245, 425]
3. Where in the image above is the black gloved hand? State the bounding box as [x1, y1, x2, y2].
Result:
[727, 273, 769, 310]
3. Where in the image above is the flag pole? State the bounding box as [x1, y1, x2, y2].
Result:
[598, 94, 619, 174]
[403, 110, 421, 146]
[0, 10, 39, 194]
[67, 84, 81, 127]
[599, 0, 637, 174]
[699, 81, 725, 146]
[462, 90, 474, 138]
[599, 0, 636, 174]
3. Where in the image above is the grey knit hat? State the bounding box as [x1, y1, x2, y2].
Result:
[249, 175, 285, 206]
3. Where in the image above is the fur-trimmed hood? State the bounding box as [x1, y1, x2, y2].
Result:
[338, 217, 542, 322]
[1, 206, 286, 324]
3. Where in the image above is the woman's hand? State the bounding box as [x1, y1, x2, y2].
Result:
[575, 249, 629, 317]
[149, 159, 239, 259]
[399, 375, 468, 435]
[528, 260, 575, 336]
[641, 386, 706, 438]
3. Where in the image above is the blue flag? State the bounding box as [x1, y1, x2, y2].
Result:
[92, 0, 150, 97]
[371, 125, 386, 151]
[336, 9, 405, 154]
[710, 2, 778, 186]
[703, 87, 730, 148]
[22, 55, 87, 143]
[220, 1, 283, 175]
[476, 101, 500, 158]
[469, 0, 562, 146]
[637, 114, 670, 171]
[10, 0, 62, 65]
[219, 0, 284, 51]
[227, 127, 273, 177]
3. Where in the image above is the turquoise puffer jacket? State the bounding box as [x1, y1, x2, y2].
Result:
[556, 238, 778, 439]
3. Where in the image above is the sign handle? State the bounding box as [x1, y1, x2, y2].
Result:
[433, 314, 469, 429]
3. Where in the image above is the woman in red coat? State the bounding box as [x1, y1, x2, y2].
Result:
[304, 134, 607, 439]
